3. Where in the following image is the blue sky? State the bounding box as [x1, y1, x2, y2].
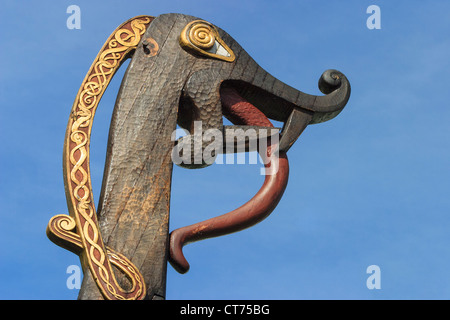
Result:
[1, 0, 450, 299]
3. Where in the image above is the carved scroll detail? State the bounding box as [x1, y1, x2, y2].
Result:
[47, 15, 153, 300]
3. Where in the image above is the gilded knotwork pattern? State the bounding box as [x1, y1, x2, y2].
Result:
[47, 15, 153, 300]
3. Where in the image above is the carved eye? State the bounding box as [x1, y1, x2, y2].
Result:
[180, 20, 235, 62]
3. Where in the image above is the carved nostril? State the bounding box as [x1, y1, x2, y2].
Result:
[142, 37, 159, 56]
[142, 40, 150, 54]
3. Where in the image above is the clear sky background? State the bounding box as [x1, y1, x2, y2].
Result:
[1, 0, 449, 300]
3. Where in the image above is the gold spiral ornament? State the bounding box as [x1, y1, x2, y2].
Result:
[189, 23, 215, 50]
[180, 19, 235, 62]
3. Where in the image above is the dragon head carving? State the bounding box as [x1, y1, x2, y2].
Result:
[47, 13, 351, 299]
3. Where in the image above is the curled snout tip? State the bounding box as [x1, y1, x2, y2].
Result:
[168, 230, 190, 274]
[318, 69, 345, 94]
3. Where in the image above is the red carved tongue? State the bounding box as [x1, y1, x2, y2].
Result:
[220, 86, 274, 128]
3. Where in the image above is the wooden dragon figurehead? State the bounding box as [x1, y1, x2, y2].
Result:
[47, 14, 350, 300]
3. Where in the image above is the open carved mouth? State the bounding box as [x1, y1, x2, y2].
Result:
[175, 68, 349, 170]
[221, 80, 297, 124]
